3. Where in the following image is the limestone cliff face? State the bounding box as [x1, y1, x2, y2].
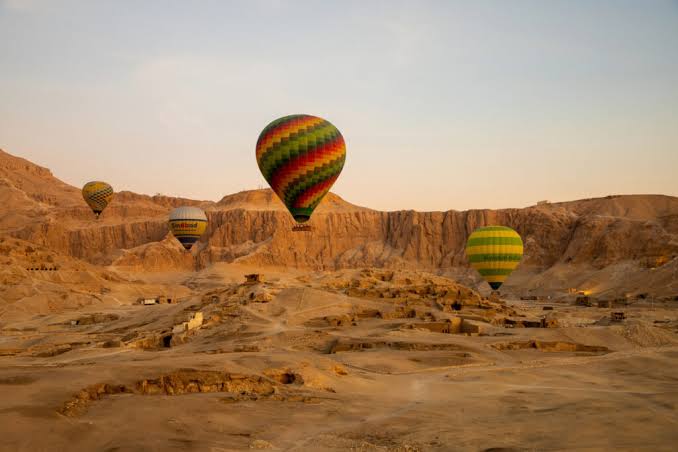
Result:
[195, 200, 676, 272]
[1, 149, 677, 297]
[12, 218, 169, 264]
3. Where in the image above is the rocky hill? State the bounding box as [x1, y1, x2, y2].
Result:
[1, 148, 677, 298]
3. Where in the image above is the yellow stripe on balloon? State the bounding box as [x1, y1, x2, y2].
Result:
[465, 245, 524, 255]
[470, 261, 521, 270]
[300, 185, 331, 209]
[484, 275, 509, 283]
[169, 220, 207, 235]
[277, 146, 345, 196]
[256, 116, 325, 160]
[468, 230, 523, 239]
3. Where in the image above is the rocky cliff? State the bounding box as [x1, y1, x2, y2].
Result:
[1, 148, 677, 297]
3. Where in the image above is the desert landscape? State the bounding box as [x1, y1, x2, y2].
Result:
[1, 148, 677, 451]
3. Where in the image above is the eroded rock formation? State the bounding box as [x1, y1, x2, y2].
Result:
[2, 148, 677, 297]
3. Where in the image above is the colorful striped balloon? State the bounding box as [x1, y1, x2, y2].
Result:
[82, 181, 114, 218]
[256, 114, 346, 224]
[465, 226, 524, 290]
[168, 206, 208, 251]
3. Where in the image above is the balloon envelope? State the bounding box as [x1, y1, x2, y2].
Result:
[82, 181, 114, 217]
[465, 226, 523, 290]
[168, 206, 208, 250]
[256, 114, 346, 223]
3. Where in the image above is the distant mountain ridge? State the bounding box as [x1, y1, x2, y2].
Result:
[1, 148, 677, 298]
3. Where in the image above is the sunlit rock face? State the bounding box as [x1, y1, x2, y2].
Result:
[2, 148, 678, 297]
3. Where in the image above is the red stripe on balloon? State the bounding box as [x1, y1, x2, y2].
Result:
[269, 133, 344, 194]
[293, 173, 340, 208]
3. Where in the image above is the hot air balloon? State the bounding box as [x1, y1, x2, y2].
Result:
[256, 114, 346, 231]
[465, 226, 523, 291]
[82, 181, 114, 218]
[168, 206, 208, 251]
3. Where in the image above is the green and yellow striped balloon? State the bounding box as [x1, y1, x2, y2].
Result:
[465, 226, 523, 290]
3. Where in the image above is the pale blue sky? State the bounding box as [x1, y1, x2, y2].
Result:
[1, 0, 677, 210]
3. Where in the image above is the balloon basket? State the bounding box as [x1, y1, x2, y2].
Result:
[292, 224, 312, 232]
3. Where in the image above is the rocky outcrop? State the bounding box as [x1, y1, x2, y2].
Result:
[11, 218, 169, 264]
[195, 199, 678, 274]
[59, 369, 278, 416]
[492, 340, 610, 353]
[111, 235, 194, 271]
[1, 149, 677, 296]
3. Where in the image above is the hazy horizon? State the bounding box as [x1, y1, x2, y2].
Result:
[1, 0, 677, 211]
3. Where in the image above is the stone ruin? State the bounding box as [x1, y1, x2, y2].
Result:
[172, 312, 204, 334]
[138, 295, 175, 305]
[244, 274, 264, 285]
[575, 296, 594, 307]
[611, 311, 626, 322]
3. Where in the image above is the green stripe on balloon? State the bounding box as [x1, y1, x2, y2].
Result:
[283, 157, 345, 206]
[283, 156, 345, 202]
[260, 123, 326, 168]
[466, 237, 524, 246]
[477, 226, 515, 232]
[290, 207, 314, 221]
[259, 122, 338, 180]
[467, 254, 524, 263]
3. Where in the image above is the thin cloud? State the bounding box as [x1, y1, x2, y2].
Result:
[1, 0, 46, 13]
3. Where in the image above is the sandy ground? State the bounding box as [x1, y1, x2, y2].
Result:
[1, 264, 677, 451]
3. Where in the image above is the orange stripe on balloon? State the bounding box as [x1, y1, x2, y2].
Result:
[270, 135, 345, 195]
[256, 116, 324, 161]
[294, 174, 339, 208]
[270, 135, 343, 192]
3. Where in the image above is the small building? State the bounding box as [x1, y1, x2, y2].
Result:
[597, 299, 612, 308]
[409, 320, 452, 334]
[138, 295, 175, 305]
[244, 274, 264, 285]
[137, 297, 158, 306]
[611, 312, 626, 322]
[537, 200, 550, 206]
[172, 312, 204, 333]
[576, 296, 593, 307]
[502, 318, 544, 328]
[157, 295, 175, 304]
